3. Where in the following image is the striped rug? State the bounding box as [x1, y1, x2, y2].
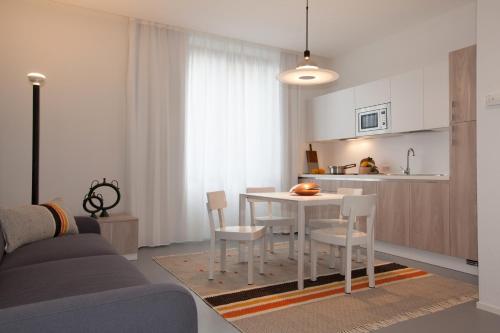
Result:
[207, 263, 429, 321]
[154, 244, 478, 333]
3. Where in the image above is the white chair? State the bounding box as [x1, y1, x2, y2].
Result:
[206, 191, 266, 285]
[308, 187, 363, 267]
[310, 194, 377, 294]
[247, 187, 296, 260]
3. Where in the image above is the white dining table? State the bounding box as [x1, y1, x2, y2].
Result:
[238, 192, 344, 290]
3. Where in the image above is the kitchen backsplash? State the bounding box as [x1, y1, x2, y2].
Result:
[312, 130, 449, 175]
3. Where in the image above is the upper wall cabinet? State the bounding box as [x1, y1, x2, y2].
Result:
[309, 88, 355, 141]
[390, 69, 424, 133]
[450, 45, 477, 124]
[354, 79, 390, 109]
[423, 60, 450, 129]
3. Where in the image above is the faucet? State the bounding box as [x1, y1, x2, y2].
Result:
[402, 148, 415, 175]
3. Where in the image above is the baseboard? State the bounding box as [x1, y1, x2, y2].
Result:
[123, 253, 138, 261]
[374, 241, 478, 275]
[477, 301, 500, 316]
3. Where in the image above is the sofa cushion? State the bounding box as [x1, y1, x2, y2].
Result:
[0, 199, 78, 253]
[0, 254, 148, 309]
[0, 234, 117, 271]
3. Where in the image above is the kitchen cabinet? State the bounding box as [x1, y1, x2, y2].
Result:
[424, 59, 449, 129]
[309, 88, 355, 141]
[390, 69, 424, 133]
[450, 45, 476, 124]
[450, 121, 477, 260]
[354, 78, 390, 109]
[376, 181, 410, 246]
[410, 182, 450, 255]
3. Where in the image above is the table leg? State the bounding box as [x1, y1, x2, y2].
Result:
[239, 193, 246, 263]
[297, 202, 305, 290]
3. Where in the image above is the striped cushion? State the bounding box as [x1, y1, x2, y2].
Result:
[0, 199, 78, 253]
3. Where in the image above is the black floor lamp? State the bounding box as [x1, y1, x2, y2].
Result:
[27, 72, 46, 205]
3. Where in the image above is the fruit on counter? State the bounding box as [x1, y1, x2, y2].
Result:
[360, 157, 379, 174]
[311, 168, 326, 174]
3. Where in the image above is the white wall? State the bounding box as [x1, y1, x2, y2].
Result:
[330, 2, 477, 91]
[476, 0, 500, 315]
[303, 2, 477, 176]
[0, 0, 128, 214]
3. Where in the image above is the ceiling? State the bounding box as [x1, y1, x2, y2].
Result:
[53, 0, 474, 58]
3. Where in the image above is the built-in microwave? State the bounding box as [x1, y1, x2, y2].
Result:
[355, 103, 391, 136]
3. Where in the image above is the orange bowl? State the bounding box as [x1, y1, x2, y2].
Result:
[289, 183, 321, 196]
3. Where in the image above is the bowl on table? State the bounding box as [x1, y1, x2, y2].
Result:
[289, 183, 321, 196]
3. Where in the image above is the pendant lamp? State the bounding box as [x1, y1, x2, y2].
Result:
[278, 0, 339, 85]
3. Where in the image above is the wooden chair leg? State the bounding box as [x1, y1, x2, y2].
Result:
[345, 245, 352, 294]
[248, 240, 254, 285]
[329, 245, 336, 269]
[220, 239, 226, 272]
[259, 237, 265, 274]
[311, 239, 318, 281]
[209, 236, 215, 280]
[288, 225, 295, 259]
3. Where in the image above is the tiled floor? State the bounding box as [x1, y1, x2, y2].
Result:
[133, 238, 500, 333]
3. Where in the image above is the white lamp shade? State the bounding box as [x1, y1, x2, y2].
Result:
[278, 66, 339, 86]
[27, 73, 47, 85]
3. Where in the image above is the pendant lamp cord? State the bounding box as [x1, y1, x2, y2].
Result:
[305, 0, 310, 59]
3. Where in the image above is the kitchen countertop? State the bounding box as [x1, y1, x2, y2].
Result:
[300, 173, 449, 181]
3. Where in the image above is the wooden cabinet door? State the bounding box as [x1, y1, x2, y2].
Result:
[354, 78, 391, 109]
[376, 181, 410, 246]
[424, 59, 449, 129]
[390, 69, 424, 133]
[450, 121, 477, 259]
[410, 182, 450, 255]
[450, 45, 476, 123]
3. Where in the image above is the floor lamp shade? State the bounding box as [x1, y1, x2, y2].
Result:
[27, 73, 46, 205]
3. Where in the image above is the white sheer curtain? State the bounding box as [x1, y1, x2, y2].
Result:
[127, 20, 190, 246]
[185, 34, 283, 239]
[127, 20, 302, 246]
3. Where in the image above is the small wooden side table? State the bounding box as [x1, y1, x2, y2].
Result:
[97, 213, 138, 260]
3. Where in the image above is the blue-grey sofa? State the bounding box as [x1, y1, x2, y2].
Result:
[0, 217, 197, 333]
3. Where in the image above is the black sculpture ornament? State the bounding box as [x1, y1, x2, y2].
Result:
[83, 178, 121, 217]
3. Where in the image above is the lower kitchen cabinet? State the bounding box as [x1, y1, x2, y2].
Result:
[376, 181, 410, 246]
[409, 182, 450, 255]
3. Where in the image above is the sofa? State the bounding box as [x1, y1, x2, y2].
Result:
[0, 216, 197, 333]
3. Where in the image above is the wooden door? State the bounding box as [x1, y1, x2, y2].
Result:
[450, 45, 476, 124]
[450, 121, 477, 259]
[410, 182, 450, 255]
[376, 181, 410, 246]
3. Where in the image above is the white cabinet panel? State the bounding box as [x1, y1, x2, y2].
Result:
[354, 78, 390, 109]
[309, 88, 355, 141]
[424, 60, 449, 129]
[390, 69, 424, 133]
[309, 94, 332, 141]
[330, 88, 355, 139]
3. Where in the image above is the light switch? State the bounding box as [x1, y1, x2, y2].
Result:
[486, 92, 500, 107]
